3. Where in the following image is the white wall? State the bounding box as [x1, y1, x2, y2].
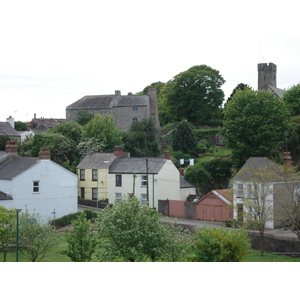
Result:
[0, 159, 77, 222]
[108, 160, 181, 209]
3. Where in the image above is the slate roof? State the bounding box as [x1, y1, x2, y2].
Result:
[233, 157, 284, 182]
[109, 157, 167, 174]
[0, 191, 12, 200]
[266, 85, 285, 99]
[0, 122, 21, 138]
[66, 94, 148, 110]
[76, 153, 117, 169]
[0, 156, 38, 179]
[180, 175, 195, 188]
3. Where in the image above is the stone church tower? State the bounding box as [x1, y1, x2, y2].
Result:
[257, 62, 277, 90]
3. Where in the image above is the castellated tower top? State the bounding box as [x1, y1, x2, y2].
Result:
[258, 62, 277, 90]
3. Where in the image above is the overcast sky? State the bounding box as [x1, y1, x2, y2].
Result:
[0, 0, 299, 122]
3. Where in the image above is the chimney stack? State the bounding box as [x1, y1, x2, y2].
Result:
[164, 150, 171, 160]
[38, 148, 51, 160]
[6, 116, 14, 128]
[115, 90, 121, 96]
[114, 146, 123, 157]
[5, 141, 18, 154]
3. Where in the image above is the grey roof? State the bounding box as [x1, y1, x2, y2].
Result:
[0, 156, 38, 179]
[233, 157, 284, 182]
[66, 94, 149, 110]
[109, 157, 167, 174]
[266, 85, 285, 99]
[76, 153, 118, 169]
[0, 191, 13, 200]
[0, 122, 21, 137]
[180, 175, 195, 188]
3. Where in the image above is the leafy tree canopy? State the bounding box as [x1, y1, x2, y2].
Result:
[283, 84, 300, 116]
[223, 89, 291, 168]
[123, 118, 159, 157]
[164, 65, 225, 124]
[172, 120, 198, 155]
[82, 113, 123, 152]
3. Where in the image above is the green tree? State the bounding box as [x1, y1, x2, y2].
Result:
[283, 84, 300, 116]
[0, 207, 16, 262]
[223, 89, 291, 168]
[82, 113, 123, 152]
[14, 121, 28, 131]
[97, 195, 186, 262]
[172, 120, 198, 155]
[65, 212, 97, 262]
[123, 118, 159, 157]
[224, 83, 252, 108]
[0, 135, 11, 151]
[19, 212, 61, 262]
[190, 227, 251, 262]
[76, 110, 93, 126]
[164, 65, 225, 124]
[25, 133, 72, 165]
[184, 163, 211, 195]
[202, 158, 233, 189]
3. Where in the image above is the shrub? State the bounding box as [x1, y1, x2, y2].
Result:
[190, 227, 251, 262]
[54, 209, 98, 227]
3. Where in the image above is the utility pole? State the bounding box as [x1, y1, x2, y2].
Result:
[146, 157, 149, 205]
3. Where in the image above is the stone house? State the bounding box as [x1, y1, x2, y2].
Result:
[66, 89, 160, 131]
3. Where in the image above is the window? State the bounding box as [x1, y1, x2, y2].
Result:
[92, 169, 98, 181]
[141, 175, 147, 187]
[115, 193, 122, 204]
[116, 174, 122, 186]
[132, 106, 138, 111]
[141, 193, 147, 205]
[237, 183, 244, 198]
[246, 184, 253, 198]
[80, 188, 85, 199]
[33, 181, 39, 193]
[92, 188, 98, 200]
[294, 186, 300, 204]
[132, 117, 138, 123]
[80, 169, 85, 181]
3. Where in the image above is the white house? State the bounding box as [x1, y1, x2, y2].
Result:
[232, 153, 300, 229]
[0, 141, 78, 222]
[108, 154, 181, 209]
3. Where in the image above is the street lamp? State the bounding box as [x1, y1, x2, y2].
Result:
[16, 209, 22, 262]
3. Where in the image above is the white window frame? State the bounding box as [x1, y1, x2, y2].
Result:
[92, 188, 98, 200]
[33, 181, 40, 193]
[92, 169, 98, 181]
[115, 193, 122, 204]
[141, 193, 147, 205]
[141, 174, 147, 187]
[80, 169, 85, 181]
[237, 183, 244, 198]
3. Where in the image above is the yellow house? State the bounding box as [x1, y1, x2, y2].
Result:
[76, 147, 123, 200]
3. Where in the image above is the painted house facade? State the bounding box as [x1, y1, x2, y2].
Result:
[0, 142, 78, 222]
[76, 147, 191, 209]
[232, 153, 300, 229]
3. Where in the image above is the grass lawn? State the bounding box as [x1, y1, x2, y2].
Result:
[1, 234, 300, 262]
[197, 148, 232, 163]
